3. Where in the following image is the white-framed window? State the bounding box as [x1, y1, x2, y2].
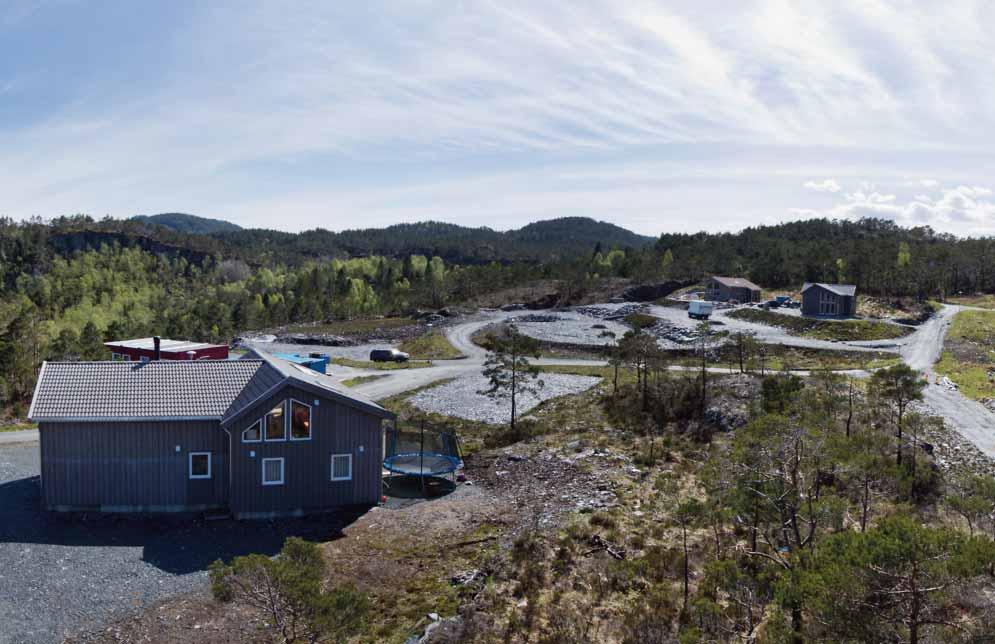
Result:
[139, 355, 150, 363]
[289, 399, 312, 441]
[262, 457, 285, 486]
[330, 453, 352, 481]
[265, 404, 286, 441]
[189, 452, 212, 479]
[242, 419, 262, 443]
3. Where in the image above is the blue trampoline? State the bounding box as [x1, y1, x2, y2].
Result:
[384, 452, 461, 476]
[384, 424, 463, 482]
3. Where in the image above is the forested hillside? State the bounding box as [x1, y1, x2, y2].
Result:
[2, 213, 995, 418]
[657, 218, 995, 297]
[132, 212, 242, 234]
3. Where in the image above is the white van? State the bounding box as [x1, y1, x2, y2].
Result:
[688, 300, 714, 320]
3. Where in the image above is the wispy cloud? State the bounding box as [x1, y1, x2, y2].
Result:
[803, 179, 842, 193]
[2, 1, 995, 234]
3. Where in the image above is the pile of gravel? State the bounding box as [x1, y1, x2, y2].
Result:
[510, 312, 629, 346]
[408, 373, 601, 424]
[573, 303, 646, 320]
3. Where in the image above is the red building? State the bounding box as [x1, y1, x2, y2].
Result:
[104, 336, 229, 361]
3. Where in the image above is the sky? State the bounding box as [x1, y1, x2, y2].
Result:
[3, 0, 995, 237]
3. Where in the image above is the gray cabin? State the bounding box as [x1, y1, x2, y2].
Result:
[801, 283, 857, 317]
[706, 276, 762, 303]
[27, 350, 394, 519]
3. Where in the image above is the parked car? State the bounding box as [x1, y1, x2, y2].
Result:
[370, 348, 410, 363]
[688, 300, 714, 320]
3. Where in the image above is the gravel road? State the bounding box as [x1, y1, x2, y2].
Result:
[0, 443, 359, 644]
[408, 373, 601, 424]
[901, 304, 995, 459]
[658, 305, 905, 353]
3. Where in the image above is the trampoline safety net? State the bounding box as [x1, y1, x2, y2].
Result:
[384, 425, 463, 476]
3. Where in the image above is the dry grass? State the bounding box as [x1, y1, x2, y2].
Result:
[397, 330, 464, 360]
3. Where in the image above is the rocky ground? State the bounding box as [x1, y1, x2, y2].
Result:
[508, 311, 629, 346]
[913, 400, 995, 477]
[408, 373, 602, 424]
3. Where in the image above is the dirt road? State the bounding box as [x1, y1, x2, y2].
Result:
[899, 304, 995, 459]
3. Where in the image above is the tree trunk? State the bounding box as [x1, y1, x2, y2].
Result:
[682, 523, 690, 611]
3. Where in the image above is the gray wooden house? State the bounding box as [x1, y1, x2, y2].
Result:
[706, 276, 762, 303]
[28, 350, 394, 518]
[801, 283, 857, 317]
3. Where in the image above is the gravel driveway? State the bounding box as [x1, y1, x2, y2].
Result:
[408, 373, 601, 424]
[0, 444, 361, 644]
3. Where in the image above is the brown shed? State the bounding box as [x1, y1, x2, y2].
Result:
[28, 350, 394, 518]
[706, 276, 762, 303]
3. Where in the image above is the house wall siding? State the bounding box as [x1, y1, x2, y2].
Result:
[226, 385, 384, 518]
[801, 287, 855, 317]
[39, 420, 228, 512]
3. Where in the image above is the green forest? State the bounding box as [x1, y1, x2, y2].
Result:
[2, 213, 995, 417]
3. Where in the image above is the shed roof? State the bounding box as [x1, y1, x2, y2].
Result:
[711, 276, 762, 291]
[104, 337, 226, 353]
[802, 282, 857, 297]
[28, 349, 392, 422]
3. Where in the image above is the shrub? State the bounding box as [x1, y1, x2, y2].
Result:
[209, 537, 369, 643]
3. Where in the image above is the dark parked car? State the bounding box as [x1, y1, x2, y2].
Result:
[370, 349, 410, 363]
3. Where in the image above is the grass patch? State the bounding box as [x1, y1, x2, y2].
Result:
[331, 357, 432, 370]
[0, 421, 36, 433]
[341, 374, 389, 387]
[397, 329, 463, 360]
[947, 294, 995, 310]
[935, 309, 995, 400]
[624, 312, 658, 330]
[284, 317, 416, 336]
[727, 308, 912, 341]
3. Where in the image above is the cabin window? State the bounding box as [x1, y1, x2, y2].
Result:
[290, 400, 311, 441]
[819, 290, 838, 316]
[189, 452, 212, 479]
[242, 420, 262, 443]
[330, 453, 352, 481]
[262, 457, 284, 486]
[265, 404, 286, 441]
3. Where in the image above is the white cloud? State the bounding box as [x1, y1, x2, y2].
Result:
[803, 179, 842, 193]
[809, 184, 995, 235]
[4, 2, 995, 235]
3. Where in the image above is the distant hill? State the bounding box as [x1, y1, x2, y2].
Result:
[132, 213, 242, 235]
[215, 217, 655, 265]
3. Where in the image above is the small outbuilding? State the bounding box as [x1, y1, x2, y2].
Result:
[706, 276, 762, 303]
[104, 336, 229, 362]
[28, 349, 393, 518]
[801, 283, 857, 317]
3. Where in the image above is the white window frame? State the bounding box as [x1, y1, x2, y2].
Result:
[264, 403, 287, 442]
[241, 419, 262, 443]
[262, 457, 285, 486]
[189, 452, 212, 480]
[330, 453, 353, 481]
[289, 399, 312, 441]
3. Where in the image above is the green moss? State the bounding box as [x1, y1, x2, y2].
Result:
[397, 330, 463, 360]
[726, 309, 912, 341]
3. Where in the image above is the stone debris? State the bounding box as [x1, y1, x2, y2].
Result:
[408, 373, 601, 424]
